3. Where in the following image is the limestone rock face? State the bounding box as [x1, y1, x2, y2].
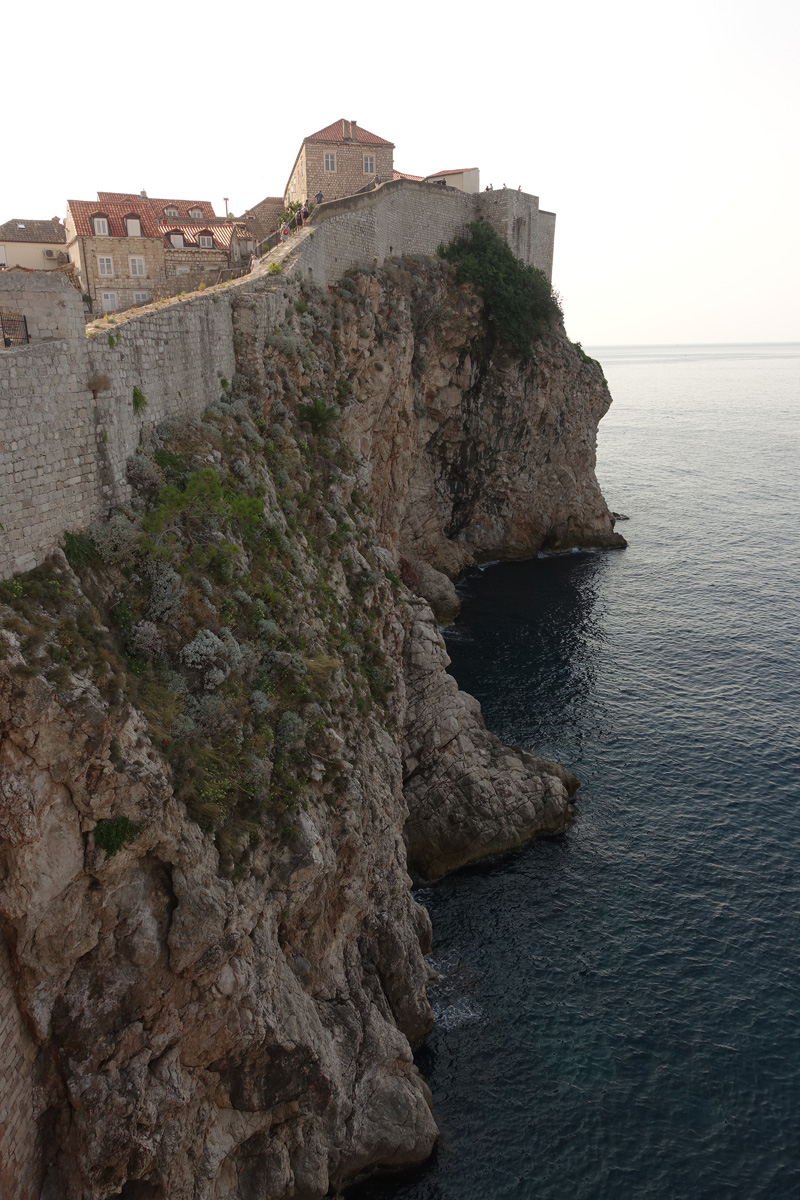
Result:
[0, 647, 437, 1200]
[335, 268, 624, 582]
[0, 261, 620, 1198]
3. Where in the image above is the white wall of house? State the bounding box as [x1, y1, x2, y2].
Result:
[0, 242, 65, 270]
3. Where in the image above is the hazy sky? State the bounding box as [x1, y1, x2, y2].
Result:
[5, 0, 798, 344]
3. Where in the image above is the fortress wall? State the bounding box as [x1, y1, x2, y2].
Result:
[0, 270, 85, 343]
[0, 927, 43, 1200]
[294, 180, 555, 286]
[0, 275, 100, 578]
[85, 292, 236, 509]
[0, 181, 555, 582]
[295, 180, 483, 286]
[0, 272, 236, 579]
[536, 211, 557, 282]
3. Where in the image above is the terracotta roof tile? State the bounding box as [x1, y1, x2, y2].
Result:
[0, 219, 66, 244]
[393, 170, 424, 182]
[162, 223, 234, 250]
[305, 119, 393, 147]
[98, 193, 217, 220]
[67, 194, 225, 239]
[67, 200, 162, 238]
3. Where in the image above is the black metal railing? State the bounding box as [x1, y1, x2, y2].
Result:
[1, 312, 29, 348]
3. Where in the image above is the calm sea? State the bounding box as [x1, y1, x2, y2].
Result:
[352, 344, 800, 1200]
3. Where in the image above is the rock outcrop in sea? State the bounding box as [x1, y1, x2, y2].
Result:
[0, 256, 622, 1198]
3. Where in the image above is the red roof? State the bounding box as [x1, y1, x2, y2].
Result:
[162, 224, 234, 250]
[98, 193, 217, 220]
[305, 119, 393, 147]
[393, 170, 424, 182]
[67, 199, 162, 238]
[68, 194, 222, 238]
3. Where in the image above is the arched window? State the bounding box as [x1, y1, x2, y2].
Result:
[124, 214, 142, 237]
[92, 214, 109, 236]
[164, 206, 178, 217]
[188, 207, 204, 218]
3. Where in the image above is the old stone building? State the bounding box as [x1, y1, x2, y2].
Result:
[285, 119, 394, 206]
[65, 192, 245, 314]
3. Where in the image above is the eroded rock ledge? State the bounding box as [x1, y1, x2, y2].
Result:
[0, 258, 620, 1199]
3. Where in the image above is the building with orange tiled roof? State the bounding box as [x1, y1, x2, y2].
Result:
[285, 119, 395, 207]
[64, 191, 246, 314]
[393, 167, 480, 193]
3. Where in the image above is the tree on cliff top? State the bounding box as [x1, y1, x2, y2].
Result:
[438, 221, 562, 357]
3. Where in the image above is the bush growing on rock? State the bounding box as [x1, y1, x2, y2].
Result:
[438, 220, 562, 355]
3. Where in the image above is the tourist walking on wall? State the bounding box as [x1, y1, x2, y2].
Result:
[301, 201, 309, 222]
[295, 207, 303, 232]
[315, 190, 324, 205]
[281, 221, 290, 242]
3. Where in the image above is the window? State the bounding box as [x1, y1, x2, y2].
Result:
[101, 291, 118, 312]
[133, 291, 150, 304]
[199, 235, 214, 249]
[189, 207, 203, 218]
[129, 255, 145, 276]
[363, 155, 374, 175]
[97, 256, 113, 276]
[164, 206, 178, 217]
[93, 216, 109, 236]
[170, 233, 184, 248]
[175, 266, 190, 275]
[324, 153, 336, 172]
[125, 216, 142, 237]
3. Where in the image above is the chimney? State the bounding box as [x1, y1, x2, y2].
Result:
[51, 215, 60, 224]
[351, 120, 358, 142]
[140, 189, 147, 198]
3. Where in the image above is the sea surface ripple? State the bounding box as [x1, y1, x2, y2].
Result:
[351, 344, 800, 1200]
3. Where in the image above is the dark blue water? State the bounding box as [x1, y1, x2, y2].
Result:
[354, 344, 800, 1199]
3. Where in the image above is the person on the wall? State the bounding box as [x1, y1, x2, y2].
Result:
[315, 190, 324, 205]
[301, 200, 309, 222]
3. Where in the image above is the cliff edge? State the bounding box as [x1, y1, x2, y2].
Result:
[0, 256, 620, 1198]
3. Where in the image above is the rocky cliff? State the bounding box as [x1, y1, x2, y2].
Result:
[0, 257, 622, 1199]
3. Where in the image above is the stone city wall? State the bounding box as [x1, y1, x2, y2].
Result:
[0, 180, 555, 582]
[0, 271, 236, 580]
[289, 179, 555, 287]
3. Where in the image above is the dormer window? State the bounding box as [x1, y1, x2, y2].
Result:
[199, 234, 214, 249]
[170, 233, 184, 248]
[164, 207, 178, 217]
[93, 216, 109, 236]
[188, 207, 203, 218]
[125, 215, 142, 237]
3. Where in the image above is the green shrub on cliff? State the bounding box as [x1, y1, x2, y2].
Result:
[298, 397, 339, 435]
[94, 816, 141, 858]
[438, 221, 561, 356]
